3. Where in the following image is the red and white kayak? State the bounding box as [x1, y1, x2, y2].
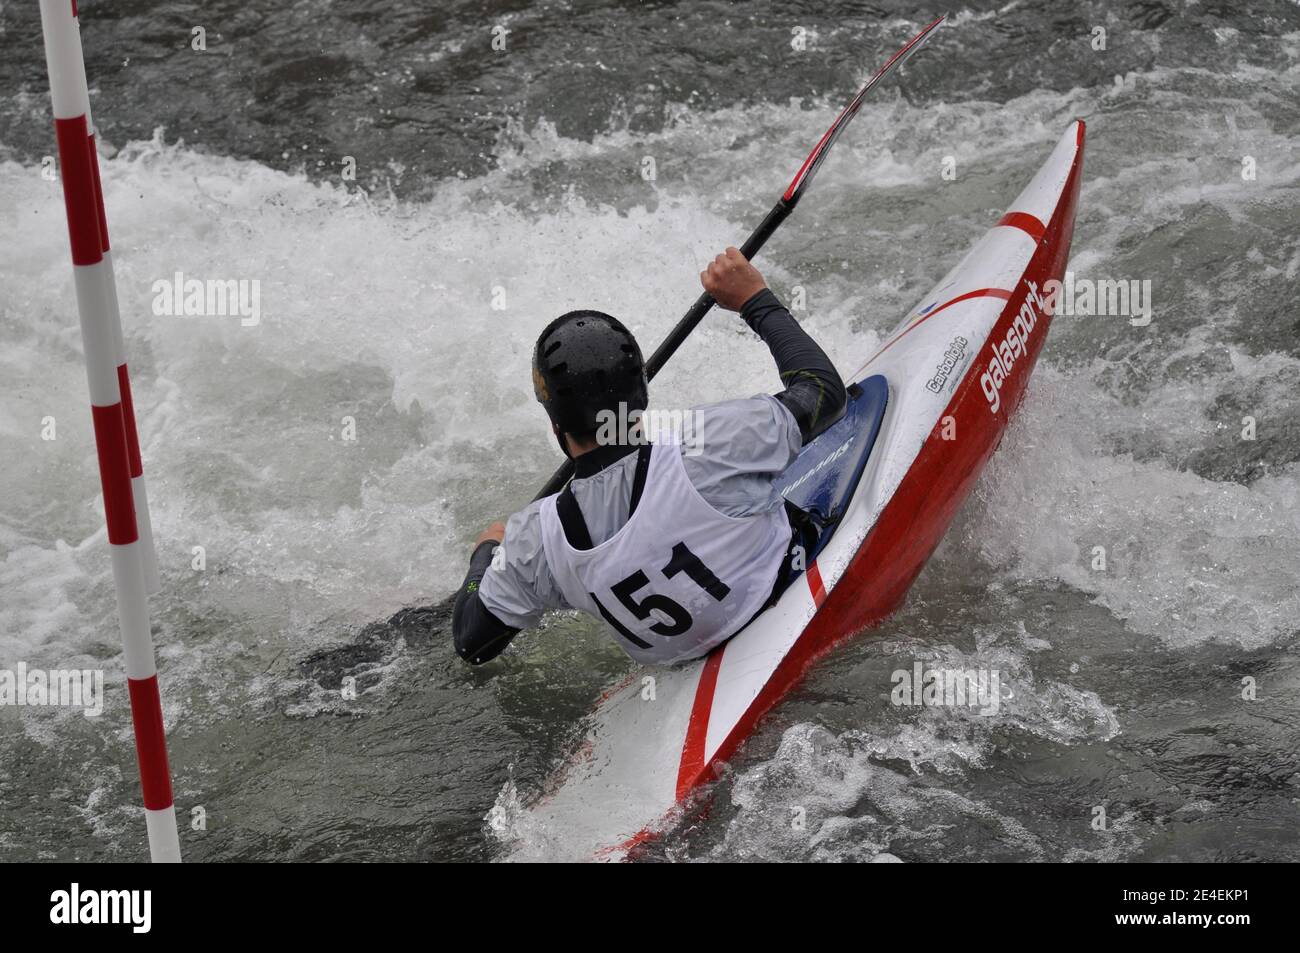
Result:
[506, 120, 1086, 861]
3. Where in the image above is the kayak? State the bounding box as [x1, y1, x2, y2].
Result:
[506, 120, 1086, 860]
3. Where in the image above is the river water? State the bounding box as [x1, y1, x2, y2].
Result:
[1, 0, 1298, 861]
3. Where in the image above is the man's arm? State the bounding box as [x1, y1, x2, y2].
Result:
[453, 505, 570, 664]
[739, 288, 846, 442]
[452, 544, 519, 664]
[701, 248, 847, 442]
[451, 522, 521, 664]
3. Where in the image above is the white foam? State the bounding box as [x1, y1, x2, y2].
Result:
[966, 367, 1300, 649]
[0, 70, 1294, 734]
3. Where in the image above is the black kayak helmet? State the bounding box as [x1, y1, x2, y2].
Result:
[532, 310, 648, 445]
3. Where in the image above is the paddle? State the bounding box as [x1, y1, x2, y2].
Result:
[531, 13, 945, 499]
[397, 15, 951, 641]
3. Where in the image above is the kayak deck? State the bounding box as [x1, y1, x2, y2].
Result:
[776, 374, 890, 561]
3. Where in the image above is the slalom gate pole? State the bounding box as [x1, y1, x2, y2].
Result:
[68, 2, 162, 594]
[38, 0, 180, 862]
[82, 38, 161, 595]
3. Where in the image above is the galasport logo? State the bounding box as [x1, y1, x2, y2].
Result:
[49, 884, 151, 933]
[926, 335, 969, 395]
[979, 279, 1051, 414]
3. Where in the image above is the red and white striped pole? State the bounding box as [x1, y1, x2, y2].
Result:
[83, 67, 161, 595]
[87, 132, 162, 595]
[39, 0, 180, 862]
[67, 4, 162, 595]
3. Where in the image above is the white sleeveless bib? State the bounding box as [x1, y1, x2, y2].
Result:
[539, 437, 790, 664]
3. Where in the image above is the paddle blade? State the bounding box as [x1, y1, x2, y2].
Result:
[782, 14, 946, 205]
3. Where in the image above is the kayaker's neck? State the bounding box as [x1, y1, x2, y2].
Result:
[564, 432, 600, 456]
[567, 436, 641, 479]
[552, 424, 635, 475]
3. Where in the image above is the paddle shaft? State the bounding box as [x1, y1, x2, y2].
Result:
[522, 12, 947, 501]
[532, 198, 793, 501]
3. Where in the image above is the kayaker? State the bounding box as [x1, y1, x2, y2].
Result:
[452, 247, 846, 665]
